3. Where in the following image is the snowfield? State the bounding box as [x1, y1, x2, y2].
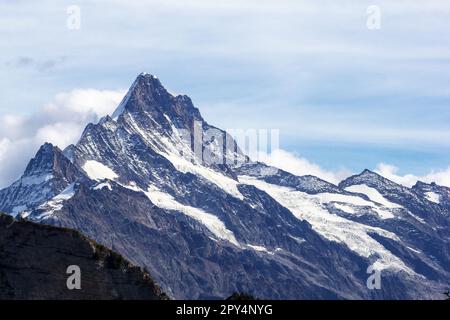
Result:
[425, 191, 440, 204]
[345, 184, 402, 209]
[83, 160, 119, 181]
[239, 175, 414, 273]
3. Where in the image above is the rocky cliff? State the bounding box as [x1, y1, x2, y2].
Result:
[0, 213, 168, 300]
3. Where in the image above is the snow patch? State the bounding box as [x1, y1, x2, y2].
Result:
[333, 203, 356, 214]
[345, 184, 402, 209]
[289, 235, 306, 244]
[11, 205, 27, 217]
[35, 183, 76, 220]
[136, 184, 240, 246]
[317, 193, 374, 207]
[246, 244, 273, 254]
[53, 184, 76, 201]
[83, 160, 118, 181]
[370, 207, 395, 219]
[408, 212, 426, 224]
[93, 181, 113, 191]
[425, 191, 440, 204]
[407, 246, 421, 254]
[317, 191, 395, 219]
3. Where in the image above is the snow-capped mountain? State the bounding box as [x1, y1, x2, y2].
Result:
[0, 73, 448, 299]
[0, 143, 85, 217]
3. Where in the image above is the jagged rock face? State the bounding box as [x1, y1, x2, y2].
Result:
[112, 74, 204, 132]
[413, 181, 450, 209]
[0, 213, 167, 300]
[340, 170, 449, 232]
[0, 73, 448, 299]
[41, 182, 371, 299]
[0, 143, 85, 216]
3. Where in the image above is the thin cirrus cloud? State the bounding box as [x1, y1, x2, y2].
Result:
[257, 149, 351, 185]
[5, 56, 68, 72]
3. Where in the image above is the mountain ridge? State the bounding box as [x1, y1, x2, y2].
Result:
[0, 73, 448, 299]
[0, 212, 168, 300]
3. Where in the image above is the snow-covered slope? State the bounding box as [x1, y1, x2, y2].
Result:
[0, 143, 85, 217]
[238, 175, 411, 273]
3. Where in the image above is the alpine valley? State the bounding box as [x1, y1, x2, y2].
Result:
[0, 73, 448, 299]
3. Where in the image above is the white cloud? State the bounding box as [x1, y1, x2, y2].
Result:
[375, 163, 450, 188]
[422, 168, 450, 188]
[0, 89, 125, 188]
[3, 0, 450, 151]
[374, 164, 418, 187]
[35, 122, 85, 148]
[256, 150, 450, 188]
[258, 149, 351, 185]
[44, 89, 125, 118]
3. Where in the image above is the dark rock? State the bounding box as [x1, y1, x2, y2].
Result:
[0, 212, 168, 300]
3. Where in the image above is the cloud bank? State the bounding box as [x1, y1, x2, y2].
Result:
[375, 163, 450, 188]
[0, 89, 125, 188]
[2, 89, 450, 190]
[259, 150, 450, 188]
[258, 149, 351, 185]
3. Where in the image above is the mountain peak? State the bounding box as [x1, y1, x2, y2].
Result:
[23, 142, 85, 185]
[111, 73, 203, 130]
[40, 141, 55, 150]
[135, 72, 165, 90]
[346, 169, 382, 181]
[361, 169, 377, 176]
[24, 143, 61, 176]
[111, 73, 170, 119]
[339, 168, 392, 189]
[0, 141, 85, 216]
[413, 180, 430, 189]
[139, 71, 157, 78]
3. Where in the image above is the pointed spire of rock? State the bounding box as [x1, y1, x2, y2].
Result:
[111, 73, 203, 129]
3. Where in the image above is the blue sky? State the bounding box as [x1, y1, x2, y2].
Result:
[1, 0, 450, 187]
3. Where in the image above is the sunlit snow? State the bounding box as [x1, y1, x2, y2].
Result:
[34, 183, 76, 220]
[239, 175, 414, 273]
[425, 191, 440, 204]
[345, 184, 402, 208]
[82, 160, 119, 181]
[131, 184, 240, 247]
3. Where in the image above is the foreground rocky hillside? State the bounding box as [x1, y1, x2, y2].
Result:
[0, 213, 168, 300]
